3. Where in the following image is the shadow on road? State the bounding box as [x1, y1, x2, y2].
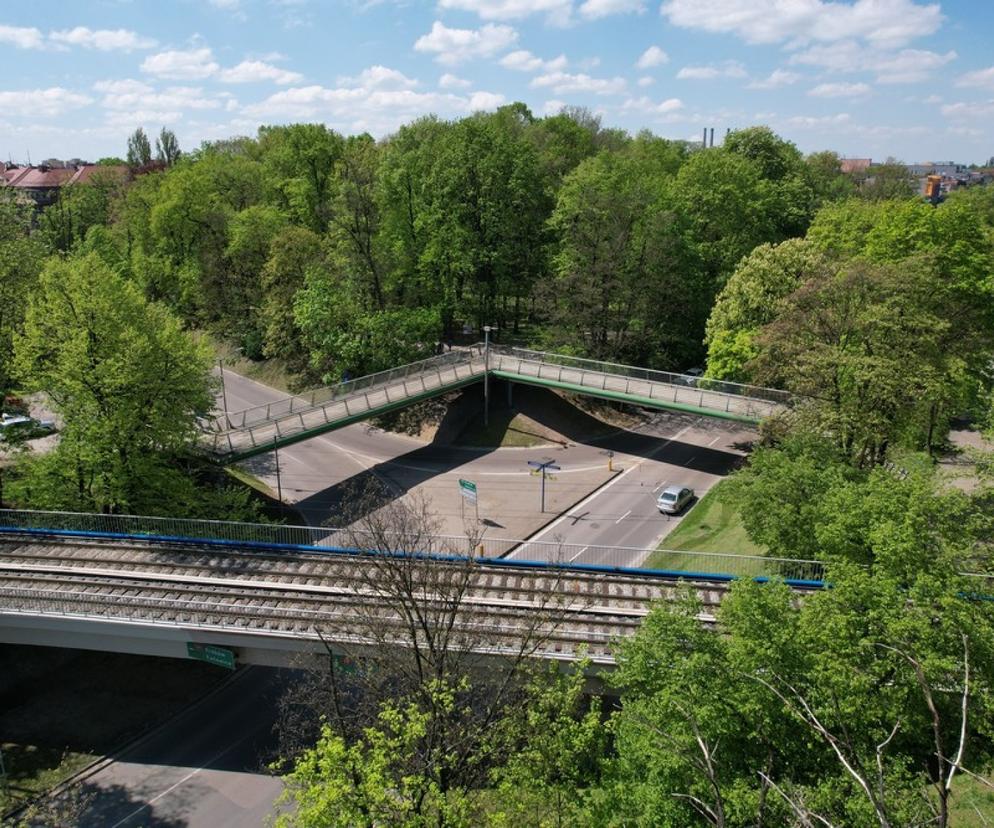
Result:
[244, 384, 750, 527]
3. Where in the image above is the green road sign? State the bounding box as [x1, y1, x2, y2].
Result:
[458, 478, 478, 503]
[187, 642, 236, 670]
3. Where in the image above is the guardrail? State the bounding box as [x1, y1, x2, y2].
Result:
[491, 346, 793, 404]
[211, 347, 484, 432]
[0, 508, 825, 585]
[489, 346, 791, 421]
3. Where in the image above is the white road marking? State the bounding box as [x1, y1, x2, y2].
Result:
[568, 546, 589, 563]
[708, 435, 722, 447]
[615, 510, 632, 524]
[653, 480, 668, 493]
[519, 422, 695, 546]
[685, 456, 696, 466]
[107, 733, 253, 828]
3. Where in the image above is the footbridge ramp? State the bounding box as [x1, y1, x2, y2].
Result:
[205, 345, 791, 461]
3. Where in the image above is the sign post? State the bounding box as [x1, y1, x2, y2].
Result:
[458, 478, 479, 523]
[527, 459, 561, 513]
[187, 642, 236, 670]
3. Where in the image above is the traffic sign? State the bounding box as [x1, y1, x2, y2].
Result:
[187, 642, 236, 670]
[458, 478, 478, 503]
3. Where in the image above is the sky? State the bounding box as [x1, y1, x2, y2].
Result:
[2, 0, 993, 164]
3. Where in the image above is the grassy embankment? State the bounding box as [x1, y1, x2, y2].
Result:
[646, 480, 767, 573]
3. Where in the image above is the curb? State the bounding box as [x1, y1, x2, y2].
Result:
[501, 466, 623, 557]
[2, 665, 256, 820]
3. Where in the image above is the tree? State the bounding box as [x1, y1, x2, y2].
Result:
[155, 127, 181, 166]
[274, 493, 578, 827]
[672, 149, 779, 290]
[0, 192, 46, 397]
[258, 123, 344, 233]
[750, 255, 976, 463]
[704, 239, 828, 381]
[125, 127, 152, 168]
[11, 253, 213, 513]
[545, 150, 699, 367]
[853, 159, 914, 201]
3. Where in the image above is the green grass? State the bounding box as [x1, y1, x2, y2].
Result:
[949, 771, 994, 827]
[645, 481, 767, 572]
[197, 331, 304, 394]
[0, 745, 97, 814]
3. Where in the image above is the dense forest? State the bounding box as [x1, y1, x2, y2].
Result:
[2, 107, 994, 826]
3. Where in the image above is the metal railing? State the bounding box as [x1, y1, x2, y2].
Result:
[211, 347, 484, 432]
[205, 344, 793, 457]
[489, 346, 792, 420]
[0, 508, 824, 584]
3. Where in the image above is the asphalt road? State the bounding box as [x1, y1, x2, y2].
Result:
[218, 370, 756, 561]
[76, 666, 286, 828]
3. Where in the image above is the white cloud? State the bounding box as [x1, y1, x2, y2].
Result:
[414, 21, 517, 65]
[622, 95, 684, 114]
[104, 109, 184, 126]
[660, 0, 943, 49]
[439, 73, 471, 89]
[141, 48, 220, 80]
[0, 24, 44, 49]
[677, 61, 747, 80]
[0, 87, 93, 117]
[218, 60, 303, 84]
[543, 99, 566, 115]
[808, 81, 871, 98]
[100, 85, 221, 111]
[637, 76, 654, 87]
[790, 41, 956, 83]
[748, 68, 800, 89]
[93, 79, 155, 95]
[531, 71, 626, 95]
[941, 99, 994, 119]
[209, 0, 241, 8]
[500, 50, 567, 72]
[955, 66, 994, 89]
[469, 91, 506, 109]
[786, 112, 851, 127]
[636, 46, 668, 69]
[49, 27, 156, 51]
[437, 0, 573, 24]
[579, 0, 645, 20]
[339, 66, 418, 89]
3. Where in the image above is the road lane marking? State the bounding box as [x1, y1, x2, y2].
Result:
[107, 732, 255, 828]
[685, 456, 696, 466]
[568, 546, 589, 563]
[653, 480, 668, 492]
[516, 422, 695, 548]
[708, 435, 722, 447]
[615, 510, 632, 524]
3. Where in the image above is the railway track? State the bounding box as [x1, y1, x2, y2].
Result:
[0, 534, 739, 662]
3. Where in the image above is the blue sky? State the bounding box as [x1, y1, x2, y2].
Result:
[2, 0, 993, 163]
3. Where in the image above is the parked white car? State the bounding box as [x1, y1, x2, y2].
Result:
[657, 485, 695, 515]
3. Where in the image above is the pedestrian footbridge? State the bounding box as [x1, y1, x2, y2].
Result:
[205, 345, 793, 461]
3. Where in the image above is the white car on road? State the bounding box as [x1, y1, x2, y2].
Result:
[657, 485, 695, 514]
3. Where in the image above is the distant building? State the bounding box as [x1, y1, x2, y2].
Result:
[0, 162, 127, 209]
[840, 158, 872, 174]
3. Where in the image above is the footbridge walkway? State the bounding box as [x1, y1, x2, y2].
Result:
[205, 345, 793, 461]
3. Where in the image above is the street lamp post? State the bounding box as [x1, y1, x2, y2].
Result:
[218, 358, 229, 428]
[483, 325, 497, 427]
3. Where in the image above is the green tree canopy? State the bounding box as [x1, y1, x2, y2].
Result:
[12, 253, 212, 513]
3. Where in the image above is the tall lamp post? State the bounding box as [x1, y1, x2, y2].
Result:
[483, 325, 497, 427]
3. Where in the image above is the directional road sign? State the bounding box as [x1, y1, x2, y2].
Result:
[458, 478, 478, 504]
[187, 642, 236, 670]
